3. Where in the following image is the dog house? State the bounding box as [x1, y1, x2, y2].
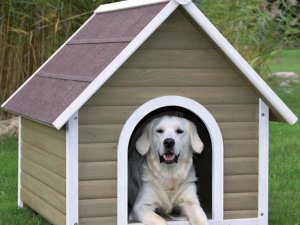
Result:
[1, 0, 298, 225]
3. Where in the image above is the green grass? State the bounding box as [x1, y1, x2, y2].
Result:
[268, 49, 300, 225]
[0, 137, 49, 225]
[0, 50, 299, 224]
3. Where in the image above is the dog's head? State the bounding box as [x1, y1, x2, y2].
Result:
[136, 115, 204, 164]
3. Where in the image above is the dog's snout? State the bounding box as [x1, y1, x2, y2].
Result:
[163, 138, 175, 148]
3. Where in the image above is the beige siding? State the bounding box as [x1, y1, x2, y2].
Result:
[21, 118, 66, 225]
[79, 8, 259, 221]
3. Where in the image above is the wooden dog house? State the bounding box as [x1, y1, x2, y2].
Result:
[2, 0, 298, 224]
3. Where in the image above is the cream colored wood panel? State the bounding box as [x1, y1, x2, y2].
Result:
[79, 143, 117, 162]
[219, 122, 258, 140]
[224, 192, 258, 211]
[224, 140, 258, 158]
[80, 217, 117, 225]
[22, 141, 66, 178]
[21, 172, 66, 214]
[79, 124, 123, 144]
[22, 157, 66, 196]
[224, 210, 258, 219]
[79, 161, 117, 181]
[22, 118, 65, 140]
[124, 50, 228, 68]
[79, 104, 258, 126]
[86, 87, 258, 106]
[79, 180, 117, 199]
[224, 158, 258, 176]
[106, 68, 245, 87]
[79, 106, 137, 125]
[22, 125, 66, 159]
[140, 31, 213, 50]
[21, 187, 66, 225]
[79, 198, 117, 218]
[224, 175, 258, 193]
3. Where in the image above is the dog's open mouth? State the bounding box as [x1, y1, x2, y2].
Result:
[159, 151, 179, 164]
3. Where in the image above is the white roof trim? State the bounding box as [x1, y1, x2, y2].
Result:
[183, 3, 298, 125]
[53, 0, 179, 129]
[95, 0, 170, 13]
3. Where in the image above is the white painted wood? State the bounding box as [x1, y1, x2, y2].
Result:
[95, 0, 169, 13]
[118, 96, 224, 225]
[130, 218, 260, 225]
[258, 99, 269, 225]
[18, 116, 23, 208]
[66, 113, 79, 225]
[53, 1, 179, 129]
[1, 14, 96, 110]
[183, 2, 297, 125]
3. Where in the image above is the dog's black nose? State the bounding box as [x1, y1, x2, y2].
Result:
[163, 138, 175, 148]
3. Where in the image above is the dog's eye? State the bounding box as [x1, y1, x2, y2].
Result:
[176, 129, 184, 134]
[156, 129, 164, 134]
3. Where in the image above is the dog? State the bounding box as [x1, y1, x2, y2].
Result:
[128, 115, 209, 225]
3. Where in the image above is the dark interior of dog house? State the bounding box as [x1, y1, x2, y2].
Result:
[128, 106, 212, 221]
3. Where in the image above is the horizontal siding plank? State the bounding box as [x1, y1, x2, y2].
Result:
[80, 217, 117, 225]
[79, 106, 137, 125]
[124, 50, 228, 68]
[80, 198, 117, 218]
[79, 161, 117, 181]
[140, 31, 212, 50]
[22, 118, 65, 141]
[159, 10, 196, 32]
[79, 143, 117, 162]
[22, 141, 66, 178]
[79, 104, 258, 125]
[224, 158, 258, 176]
[220, 122, 258, 140]
[224, 175, 258, 193]
[22, 126, 65, 159]
[79, 124, 123, 144]
[80, 180, 117, 199]
[21, 187, 66, 225]
[21, 172, 66, 214]
[22, 157, 66, 196]
[87, 87, 258, 106]
[224, 210, 258, 219]
[224, 140, 258, 158]
[107, 68, 245, 87]
[224, 192, 258, 211]
[78, 122, 257, 144]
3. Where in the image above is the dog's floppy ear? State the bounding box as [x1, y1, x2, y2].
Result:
[136, 123, 151, 155]
[189, 122, 204, 154]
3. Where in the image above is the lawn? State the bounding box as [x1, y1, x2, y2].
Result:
[0, 50, 299, 225]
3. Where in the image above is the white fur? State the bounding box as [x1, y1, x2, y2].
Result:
[131, 115, 208, 225]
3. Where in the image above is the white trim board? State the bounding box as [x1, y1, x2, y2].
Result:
[18, 116, 23, 208]
[66, 113, 79, 225]
[117, 96, 224, 225]
[258, 99, 269, 225]
[51, 0, 297, 129]
[95, 0, 170, 13]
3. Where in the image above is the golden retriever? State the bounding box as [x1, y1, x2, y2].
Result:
[128, 115, 209, 225]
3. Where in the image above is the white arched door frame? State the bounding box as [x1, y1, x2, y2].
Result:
[117, 96, 224, 225]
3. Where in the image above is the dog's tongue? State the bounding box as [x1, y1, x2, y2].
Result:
[163, 153, 175, 161]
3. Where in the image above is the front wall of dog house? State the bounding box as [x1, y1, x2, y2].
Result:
[78, 8, 259, 224]
[20, 118, 66, 225]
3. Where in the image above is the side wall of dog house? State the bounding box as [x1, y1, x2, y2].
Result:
[78, 8, 259, 224]
[20, 118, 66, 225]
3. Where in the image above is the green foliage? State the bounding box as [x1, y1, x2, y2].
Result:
[0, 0, 118, 120]
[196, 0, 284, 77]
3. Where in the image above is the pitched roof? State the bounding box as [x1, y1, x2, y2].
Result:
[2, 0, 298, 129]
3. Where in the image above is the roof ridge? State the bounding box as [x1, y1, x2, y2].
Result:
[95, 0, 170, 13]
